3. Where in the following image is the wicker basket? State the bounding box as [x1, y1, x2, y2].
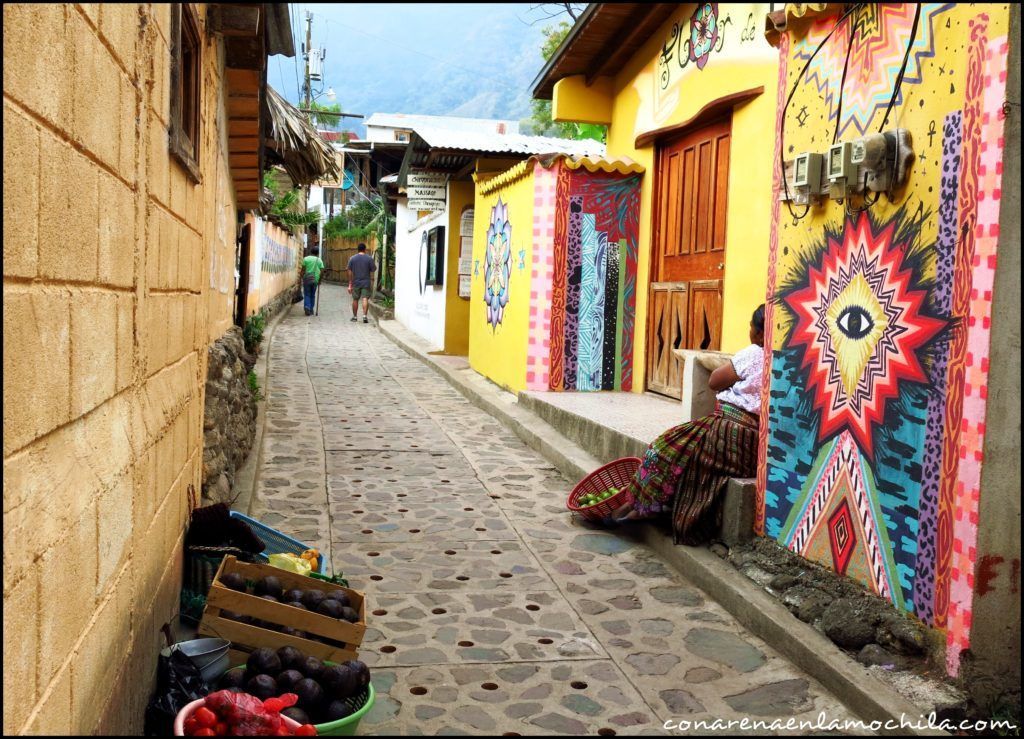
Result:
[567, 457, 641, 522]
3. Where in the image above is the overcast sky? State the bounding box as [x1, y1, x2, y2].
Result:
[270, 4, 572, 132]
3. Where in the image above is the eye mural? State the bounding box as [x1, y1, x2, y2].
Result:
[781, 212, 945, 456]
[767, 207, 949, 612]
[484, 197, 512, 330]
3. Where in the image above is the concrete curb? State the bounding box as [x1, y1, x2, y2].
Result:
[233, 301, 295, 516]
[376, 318, 947, 736]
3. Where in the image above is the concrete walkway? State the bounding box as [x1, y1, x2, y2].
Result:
[251, 284, 858, 736]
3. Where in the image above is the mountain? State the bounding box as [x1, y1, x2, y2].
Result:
[270, 3, 561, 137]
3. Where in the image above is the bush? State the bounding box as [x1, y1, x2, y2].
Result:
[247, 370, 264, 401]
[243, 310, 266, 354]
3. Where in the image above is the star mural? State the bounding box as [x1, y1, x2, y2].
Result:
[783, 213, 944, 455]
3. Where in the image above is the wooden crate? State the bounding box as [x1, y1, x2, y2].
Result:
[198, 555, 367, 663]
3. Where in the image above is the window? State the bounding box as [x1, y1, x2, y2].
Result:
[170, 3, 202, 181]
[394, 129, 411, 143]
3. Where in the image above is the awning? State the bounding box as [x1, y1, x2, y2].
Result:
[263, 86, 342, 185]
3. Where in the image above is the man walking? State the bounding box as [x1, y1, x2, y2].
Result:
[300, 244, 325, 317]
[347, 242, 376, 323]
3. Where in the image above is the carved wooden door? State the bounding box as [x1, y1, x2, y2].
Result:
[646, 117, 731, 397]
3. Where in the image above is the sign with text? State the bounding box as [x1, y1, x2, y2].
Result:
[407, 172, 448, 212]
[459, 274, 472, 299]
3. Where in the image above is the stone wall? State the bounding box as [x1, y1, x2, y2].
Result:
[201, 328, 257, 504]
[3, 5, 240, 734]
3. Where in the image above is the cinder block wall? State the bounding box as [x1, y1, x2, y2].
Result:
[3, 4, 238, 734]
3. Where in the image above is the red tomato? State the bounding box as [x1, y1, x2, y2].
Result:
[294, 724, 318, 736]
[214, 721, 228, 736]
[274, 725, 290, 736]
[184, 717, 200, 736]
[193, 707, 218, 728]
[193, 730, 216, 737]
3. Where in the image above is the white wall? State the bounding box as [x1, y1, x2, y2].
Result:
[394, 195, 449, 350]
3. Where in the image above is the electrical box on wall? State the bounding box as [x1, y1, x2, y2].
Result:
[827, 142, 857, 199]
[425, 225, 445, 287]
[794, 152, 823, 189]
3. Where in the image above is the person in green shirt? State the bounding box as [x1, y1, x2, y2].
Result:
[300, 245, 325, 316]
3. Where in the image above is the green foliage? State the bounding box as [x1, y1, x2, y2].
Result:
[322, 196, 384, 241]
[528, 22, 608, 144]
[243, 310, 266, 354]
[270, 188, 321, 234]
[247, 370, 264, 402]
[305, 101, 344, 130]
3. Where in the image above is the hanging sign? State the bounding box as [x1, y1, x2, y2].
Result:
[406, 171, 448, 212]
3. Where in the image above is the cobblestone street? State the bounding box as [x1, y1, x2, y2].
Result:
[251, 284, 857, 735]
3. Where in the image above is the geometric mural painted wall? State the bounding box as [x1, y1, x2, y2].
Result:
[472, 155, 642, 394]
[757, 3, 1010, 676]
[544, 165, 641, 393]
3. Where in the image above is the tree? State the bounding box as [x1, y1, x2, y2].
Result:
[527, 22, 607, 144]
[305, 101, 344, 130]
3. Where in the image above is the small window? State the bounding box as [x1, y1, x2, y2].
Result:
[394, 129, 411, 143]
[170, 3, 202, 181]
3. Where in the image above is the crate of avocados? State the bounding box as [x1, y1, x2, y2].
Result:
[198, 555, 367, 663]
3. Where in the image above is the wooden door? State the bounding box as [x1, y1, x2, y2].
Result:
[646, 282, 689, 397]
[646, 117, 731, 397]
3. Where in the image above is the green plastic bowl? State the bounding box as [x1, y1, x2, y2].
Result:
[315, 682, 375, 736]
[220, 664, 375, 735]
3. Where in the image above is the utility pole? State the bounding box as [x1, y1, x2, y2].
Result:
[302, 10, 316, 259]
[303, 10, 313, 113]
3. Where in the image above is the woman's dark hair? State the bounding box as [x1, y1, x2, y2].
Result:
[752, 304, 766, 333]
[305, 245, 318, 257]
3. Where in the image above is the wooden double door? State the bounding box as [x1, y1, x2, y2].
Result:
[646, 117, 731, 398]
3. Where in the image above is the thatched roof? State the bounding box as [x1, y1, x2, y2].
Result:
[263, 86, 341, 185]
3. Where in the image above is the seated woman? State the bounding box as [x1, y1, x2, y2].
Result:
[608, 304, 766, 545]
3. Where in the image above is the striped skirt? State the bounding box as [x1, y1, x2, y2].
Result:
[624, 402, 760, 545]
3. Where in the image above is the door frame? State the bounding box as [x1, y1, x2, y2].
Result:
[234, 222, 252, 328]
[644, 112, 733, 394]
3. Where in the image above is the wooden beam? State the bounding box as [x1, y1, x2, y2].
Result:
[225, 36, 265, 70]
[589, 6, 658, 82]
[209, 5, 261, 37]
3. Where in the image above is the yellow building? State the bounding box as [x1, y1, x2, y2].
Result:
[2, 4, 295, 734]
[394, 126, 600, 357]
[470, 155, 645, 394]
[534, 3, 780, 398]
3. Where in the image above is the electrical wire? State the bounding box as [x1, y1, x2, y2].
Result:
[877, 3, 922, 133]
[778, 3, 864, 220]
[832, 7, 860, 145]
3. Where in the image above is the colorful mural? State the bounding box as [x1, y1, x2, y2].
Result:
[484, 197, 512, 330]
[470, 156, 642, 394]
[759, 4, 1010, 676]
[547, 166, 640, 393]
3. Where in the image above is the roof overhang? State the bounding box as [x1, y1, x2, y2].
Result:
[531, 3, 679, 100]
[215, 4, 295, 209]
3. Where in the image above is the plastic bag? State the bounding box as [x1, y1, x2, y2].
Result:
[143, 649, 211, 736]
[267, 553, 312, 576]
[202, 690, 300, 736]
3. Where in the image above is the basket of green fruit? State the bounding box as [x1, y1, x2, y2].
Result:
[566, 457, 641, 522]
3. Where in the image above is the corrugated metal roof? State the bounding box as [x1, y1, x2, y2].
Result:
[412, 125, 605, 158]
[365, 113, 521, 135]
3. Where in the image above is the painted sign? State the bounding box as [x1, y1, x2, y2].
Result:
[407, 172, 448, 211]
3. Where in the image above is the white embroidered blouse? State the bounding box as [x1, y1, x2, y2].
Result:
[714, 344, 765, 414]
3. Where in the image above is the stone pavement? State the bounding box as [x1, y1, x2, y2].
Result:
[250, 284, 861, 736]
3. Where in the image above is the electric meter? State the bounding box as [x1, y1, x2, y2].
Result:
[794, 152, 823, 189]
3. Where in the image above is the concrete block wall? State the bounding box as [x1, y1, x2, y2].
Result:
[3, 4, 239, 734]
